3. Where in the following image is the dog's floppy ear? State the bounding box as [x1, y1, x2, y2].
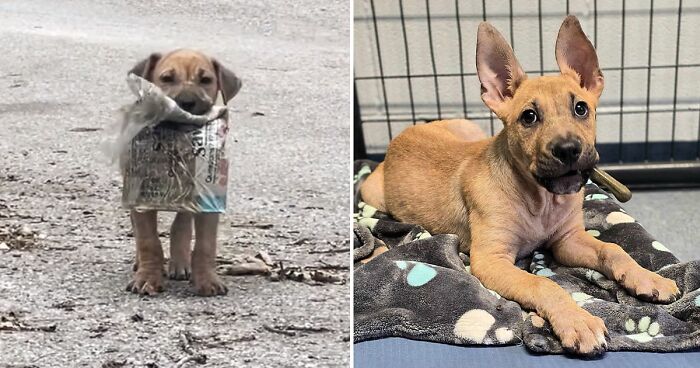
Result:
[212, 59, 242, 103]
[128, 53, 162, 81]
[476, 22, 527, 113]
[555, 16, 604, 98]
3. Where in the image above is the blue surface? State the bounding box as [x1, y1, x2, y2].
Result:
[354, 338, 700, 368]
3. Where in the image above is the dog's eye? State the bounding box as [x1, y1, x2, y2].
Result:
[574, 101, 589, 118]
[160, 75, 174, 83]
[520, 109, 538, 126]
[200, 76, 213, 84]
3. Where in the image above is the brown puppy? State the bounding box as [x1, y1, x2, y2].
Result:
[127, 49, 242, 296]
[360, 17, 680, 355]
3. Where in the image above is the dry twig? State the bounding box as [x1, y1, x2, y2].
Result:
[262, 324, 296, 337]
[175, 330, 207, 367]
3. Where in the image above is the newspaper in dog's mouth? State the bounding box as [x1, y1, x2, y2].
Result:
[103, 74, 231, 213]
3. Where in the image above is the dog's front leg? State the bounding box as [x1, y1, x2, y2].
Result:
[551, 228, 680, 303]
[470, 240, 607, 355]
[168, 212, 193, 280]
[127, 210, 165, 295]
[191, 213, 228, 296]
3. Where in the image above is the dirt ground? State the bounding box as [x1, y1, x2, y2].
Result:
[0, 1, 350, 367]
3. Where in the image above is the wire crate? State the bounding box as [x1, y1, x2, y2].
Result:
[354, 0, 700, 187]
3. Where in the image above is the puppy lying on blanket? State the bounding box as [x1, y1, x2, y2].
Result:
[124, 49, 241, 296]
[360, 16, 680, 355]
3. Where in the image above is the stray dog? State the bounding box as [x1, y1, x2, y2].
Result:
[360, 16, 680, 355]
[126, 49, 241, 296]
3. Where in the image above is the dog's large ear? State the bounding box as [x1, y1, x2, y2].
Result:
[212, 59, 242, 103]
[555, 16, 604, 98]
[128, 53, 162, 81]
[476, 22, 527, 113]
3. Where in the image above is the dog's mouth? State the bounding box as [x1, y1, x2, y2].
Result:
[534, 168, 593, 195]
[176, 100, 211, 115]
[532, 148, 598, 195]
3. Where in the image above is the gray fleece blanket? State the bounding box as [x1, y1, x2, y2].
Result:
[353, 160, 700, 353]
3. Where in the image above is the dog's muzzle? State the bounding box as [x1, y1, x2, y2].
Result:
[173, 90, 212, 115]
[533, 144, 599, 195]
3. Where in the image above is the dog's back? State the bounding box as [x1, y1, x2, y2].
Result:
[364, 119, 490, 246]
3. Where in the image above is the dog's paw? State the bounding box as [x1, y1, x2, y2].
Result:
[191, 273, 228, 296]
[168, 260, 191, 280]
[127, 271, 164, 296]
[549, 307, 608, 356]
[133, 260, 168, 277]
[618, 267, 680, 304]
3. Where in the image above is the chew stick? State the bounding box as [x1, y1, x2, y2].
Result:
[590, 167, 632, 203]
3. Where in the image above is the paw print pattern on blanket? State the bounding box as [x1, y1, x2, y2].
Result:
[585, 269, 606, 282]
[606, 211, 636, 225]
[585, 193, 610, 201]
[353, 164, 372, 184]
[571, 292, 599, 306]
[355, 202, 379, 230]
[454, 309, 495, 343]
[453, 309, 516, 344]
[624, 316, 663, 343]
[395, 261, 437, 287]
[651, 241, 672, 253]
[413, 230, 432, 241]
[530, 252, 555, 277]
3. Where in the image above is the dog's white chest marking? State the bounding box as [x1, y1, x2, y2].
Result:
[513, 193, 574, 258]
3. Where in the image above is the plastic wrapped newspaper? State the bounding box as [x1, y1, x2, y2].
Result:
[103, 74, 230, 213]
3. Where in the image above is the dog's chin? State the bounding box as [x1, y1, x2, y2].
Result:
[534, 169, 592, 195]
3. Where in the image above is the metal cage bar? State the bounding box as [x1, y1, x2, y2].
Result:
[671, 0, 684, 160]
[481, 0, 495, 134]
[368, 0, 393, 140]
[398, 0, 417, 124]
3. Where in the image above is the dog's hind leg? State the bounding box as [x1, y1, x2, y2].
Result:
[168, 212, 193, 280]
[359, 162, 387, 212]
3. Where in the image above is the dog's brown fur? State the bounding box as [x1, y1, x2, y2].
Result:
[126, 49, 241, 296]
[360, 17, 680, 355]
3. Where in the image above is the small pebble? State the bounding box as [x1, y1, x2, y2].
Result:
[18, 225, 33, 236]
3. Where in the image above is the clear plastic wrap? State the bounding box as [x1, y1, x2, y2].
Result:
[105, 74, 230, 213]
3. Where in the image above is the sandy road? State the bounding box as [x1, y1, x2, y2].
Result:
[0, 1, 350, 366]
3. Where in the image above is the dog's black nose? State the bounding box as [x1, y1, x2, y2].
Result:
[551, 139, 582, 165]
[179, 101, 196, 113]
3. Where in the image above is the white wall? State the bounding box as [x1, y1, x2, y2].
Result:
[354, 0, 700, 156]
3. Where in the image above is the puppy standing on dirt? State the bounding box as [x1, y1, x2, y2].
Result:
[361, 17, 680, 355]
[126, 49, 241, 296]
